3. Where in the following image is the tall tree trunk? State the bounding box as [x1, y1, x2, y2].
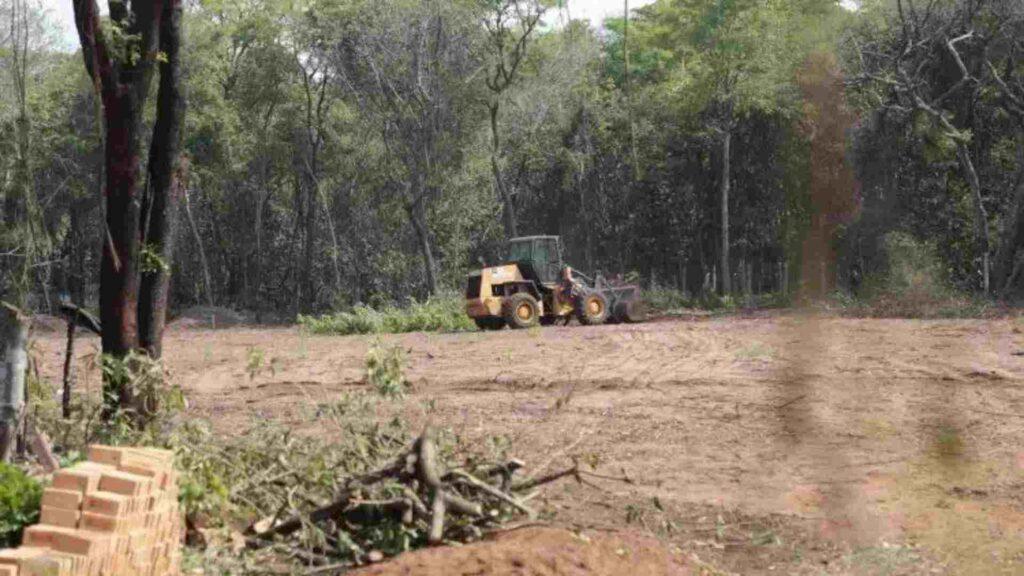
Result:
[955, 142, 990, 292]
[490, 103, 517, 238]
[994, 142, 1024, 294]
[0, 304, 28, 462]
[407, 177, 438, 296]
[139, 0, 185, 360]
[99, 96, 144, 362]
[301, 177, 316, 312]
[184, 187, 213, 307]
[74, 0, 166, 418]
[410, 209, 438, 297]
[719, 129, 732, 295]
[253, 190, 265, 319]
[317, 186, 343, 299]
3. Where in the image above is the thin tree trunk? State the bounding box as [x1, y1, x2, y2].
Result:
[317, 186, 343, 298]
[411, 212, 438, 296]
[62, 320, 75, 419]
[955, 142, 990, 292]
[490, 103, 517, 238]
[184, 187, 213, 307]
[720, 129, 732, 295]
[407, 178, 438, 296]
[0, 303, 28, 462]
[253, 190, 265, 319]
[301, 177, 316, 312]
[139, 0, 185, 360]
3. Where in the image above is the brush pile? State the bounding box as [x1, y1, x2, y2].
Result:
[232, 426, 578, 570]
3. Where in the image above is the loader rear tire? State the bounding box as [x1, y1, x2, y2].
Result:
[575, 292, 609, 326]
[504, 293, 540, 329]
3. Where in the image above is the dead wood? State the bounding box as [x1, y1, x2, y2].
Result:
[246, 426, 574, 560]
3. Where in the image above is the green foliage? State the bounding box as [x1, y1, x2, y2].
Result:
[139, 244, 170, 274]
[298, 297, 475, 335]
[643, 288, 693, 313]
[832, 232, 993, 318]
[365, 339, 407, 398]
[244, 347, 277, 381]
[0, 463, 42, 548]
[98, 352, 185, 423]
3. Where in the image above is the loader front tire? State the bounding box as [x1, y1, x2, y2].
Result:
[503, 293, 540, 329]
[575, 292, 609, 326]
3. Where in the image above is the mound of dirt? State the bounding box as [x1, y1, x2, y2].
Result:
[170, 306, 251, 329]
[350, 527, 692, 576]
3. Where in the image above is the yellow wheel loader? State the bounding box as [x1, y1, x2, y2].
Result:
[465, 235, 645, 330]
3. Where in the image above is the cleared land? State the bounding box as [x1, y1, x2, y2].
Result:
[33, 314, 1024, 574]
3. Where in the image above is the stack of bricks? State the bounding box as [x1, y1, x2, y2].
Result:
[0, 445, 183, 576]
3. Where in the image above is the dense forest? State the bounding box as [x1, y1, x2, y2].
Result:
[1, 0, 1023, 320]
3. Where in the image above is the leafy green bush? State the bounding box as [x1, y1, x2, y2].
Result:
[0, 463, 42, 547]
[642, 288, 693, 313]
[299, 296, 474, 335]
[365, 340, 407, 398]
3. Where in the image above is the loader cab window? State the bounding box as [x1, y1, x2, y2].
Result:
[507, 237, 563, 284]
[508, 240, 532, 263]
[535, 238, 562, 284]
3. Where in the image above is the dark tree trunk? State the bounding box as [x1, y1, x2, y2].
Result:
[99, 90, 144, 360]
[719, 129, 732, 295]
[62, 321, 76, 420]
[302, 177, 316, 312]
[139, 0, 186, 359]
[74, 0, 167, 418]
[994, 143, 1024, 294]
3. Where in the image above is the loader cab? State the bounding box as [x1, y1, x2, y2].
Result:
[507, 236, 563, 286]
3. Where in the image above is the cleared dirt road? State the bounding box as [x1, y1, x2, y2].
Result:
[34, 314, 1024, 574]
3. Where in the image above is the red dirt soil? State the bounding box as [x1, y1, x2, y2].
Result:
[31, 313, 1024, 574]
[348, 527, 692, 576]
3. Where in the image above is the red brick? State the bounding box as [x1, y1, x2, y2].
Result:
[50, 467, 106, 494]
[83, 492, 130, 517]
[40, 489, 83, 512]
[0, 546, 48, 567]
[38, 507, 80, 529]
[98, 470, 152, 497]
[86, 445, 126, 467]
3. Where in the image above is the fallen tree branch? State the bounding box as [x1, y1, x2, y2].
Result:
[512, 464, 581, 492]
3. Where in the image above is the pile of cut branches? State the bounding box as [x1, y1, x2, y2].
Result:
[242, 426, 578, 571]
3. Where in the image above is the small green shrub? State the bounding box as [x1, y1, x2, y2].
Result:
[365, 340, 407, 398]
[97, 351, 185, 427]
[0, 463, 42, 547]
[299, 297, 474, 336]
[643, 288, 693, 313]
[699, 292, 739, 311]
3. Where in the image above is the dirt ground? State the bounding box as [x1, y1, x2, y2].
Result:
[347, 526, 693, 576]
[32, 313, 1024, 575]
